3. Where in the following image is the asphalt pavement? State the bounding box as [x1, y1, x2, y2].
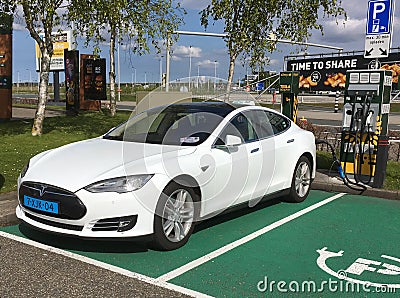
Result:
[0, 235, 190, 298]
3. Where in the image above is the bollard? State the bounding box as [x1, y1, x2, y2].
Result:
[334, 91, 339, 113]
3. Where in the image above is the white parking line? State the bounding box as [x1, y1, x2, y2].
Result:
[157, 192, 346, 282]
[0, 231, 212, 298]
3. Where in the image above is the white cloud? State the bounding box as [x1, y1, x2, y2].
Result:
[181, 0, 210, 10]
[316, 18, 364, 44]
[269, 59, 280, 66]
[172, 45, 201, 57]
[171, 45, 202, 61]
[12, 23, 26, 32]
[197, 59, 219, 68]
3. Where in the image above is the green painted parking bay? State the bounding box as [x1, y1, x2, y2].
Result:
[1, 190, 334, 278]
[170, 194, 400, 297]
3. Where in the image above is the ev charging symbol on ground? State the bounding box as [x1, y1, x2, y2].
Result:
[316, 247, 400, 288]
[346, 257, 400, 276]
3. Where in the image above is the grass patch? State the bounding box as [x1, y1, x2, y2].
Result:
[384, 161, 400, 191]
[0, 111, 130, 193]
[316, 150, 335, 170]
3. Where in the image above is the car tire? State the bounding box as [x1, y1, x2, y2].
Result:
[286, 156, 312, 203]
[152, 182, 199, 251]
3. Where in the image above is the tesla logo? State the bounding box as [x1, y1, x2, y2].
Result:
[316, 247, 400, 288]
[33, 185, 47, 197]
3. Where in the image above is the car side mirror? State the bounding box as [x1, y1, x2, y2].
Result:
[214, 134, 242, 150]
[225, 134, 242, 147]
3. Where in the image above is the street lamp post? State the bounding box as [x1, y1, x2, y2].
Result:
[17, 71, 20, 93]
[214, 60, 217, 91]
[188, 45, 192, 91]
[197, 63, 200, 88]
[26, 69, 32, 91]
[159, 56, 163, 89]
[117, 38, 121, 102]
[131, 68, 134, 95]
[134, 68, 137, 88]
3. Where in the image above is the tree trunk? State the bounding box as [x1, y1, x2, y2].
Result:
[109, 29, 117, 117]
[32, 48, 51, 136]
[226, 55, 236, 95]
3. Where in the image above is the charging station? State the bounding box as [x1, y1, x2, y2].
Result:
[339, 69, 392, 188]
[280, 71, 300, 122]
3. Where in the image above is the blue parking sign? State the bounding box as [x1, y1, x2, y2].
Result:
[256, 82, 264, 91]
[366, 0, 394, 35]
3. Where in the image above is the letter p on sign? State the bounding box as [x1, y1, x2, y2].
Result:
[373, 3, 386, 19]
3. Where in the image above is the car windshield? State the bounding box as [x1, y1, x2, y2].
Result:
[103, 103, 234, 146]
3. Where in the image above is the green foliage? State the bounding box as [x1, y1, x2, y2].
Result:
[68, 0, 184, 55]
[68, 0, 184, 116]
[201, 0, 346, 79]
[316, 150, 334, 170]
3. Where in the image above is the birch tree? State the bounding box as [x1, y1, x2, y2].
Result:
[201, 0, 346, 92]
[11, 0, 65, 136]
[68, 0, 183, 116]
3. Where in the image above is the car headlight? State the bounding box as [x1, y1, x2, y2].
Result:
[84, 175, 153, 193]
[20, 161, 30, 178]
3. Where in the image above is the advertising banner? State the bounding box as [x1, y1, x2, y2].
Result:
[64, 50, 79, 111]
[0, 13, 12, 34]
[286, 52, 400, 91]
[36, 31, 75, 72]
[0, 13, 12, 121]
[82, 58, 107, 100]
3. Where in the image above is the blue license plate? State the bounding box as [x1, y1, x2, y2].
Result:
[23, 195, 59, 214]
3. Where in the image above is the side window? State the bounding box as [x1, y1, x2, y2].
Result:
[250, 111, 274, 139]
[249, 110, 290, 140]
[216, 112, 257, 145]
[267, 111, 290, 134]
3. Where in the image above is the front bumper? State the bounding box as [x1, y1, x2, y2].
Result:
[16, 174, 169, 238]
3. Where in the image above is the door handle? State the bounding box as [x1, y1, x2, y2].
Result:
[251, 148, 259, 153]
[287, 139, 295, 143]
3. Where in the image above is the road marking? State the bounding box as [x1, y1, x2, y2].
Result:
[0, 231, 212, 298]
[157, 192, 346, 282]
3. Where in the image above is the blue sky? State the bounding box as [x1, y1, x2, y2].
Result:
[11, 0, 400, 84]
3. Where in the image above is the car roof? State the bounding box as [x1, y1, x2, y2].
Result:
[163, 101, 237, 115]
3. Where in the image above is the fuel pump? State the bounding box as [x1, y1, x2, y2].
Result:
[339, 70, 392, 189]
[280, 71, 300, 122]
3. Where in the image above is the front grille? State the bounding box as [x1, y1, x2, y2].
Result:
[25, 212, 84, 231]
[92, 215, 137, 232]
[19, 182, 87, 220]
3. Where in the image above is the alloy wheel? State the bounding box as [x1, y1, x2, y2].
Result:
[295, 161, 311, 198]
[161, 189, 194, 243]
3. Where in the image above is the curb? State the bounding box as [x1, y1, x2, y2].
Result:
[312, 170, 400, 200]
[0, 191, 17, 201]
[0, 191, 19, 227]
[0, 212, 19, 227]
[311, 181, 400, 200]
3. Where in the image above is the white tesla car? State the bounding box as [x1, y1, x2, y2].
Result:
[17, 102, 315, 250]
